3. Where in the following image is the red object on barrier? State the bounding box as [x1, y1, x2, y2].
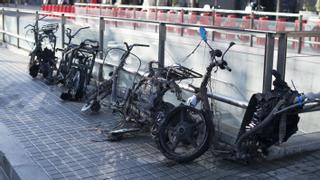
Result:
[256, 16, 269, 45]
[214, 13, 222, 39]
[157, 10, 166, 21]
[71, 5, 75, 13]
[186, 11, 197, 36]
[135, 9, 147, 29]
[47, 4, 53, 12]
[225, 14, 237, 40]
[292, 19, 307, 49]
[200, 12, 210, 25]
[66, 5, 72, 13]
[147, 9, 156, 30]
[40, 5, 44, 11]
[310, 21, 320, 50]
[239, 15, 251, 42]
[276, 18, 286, 31]
[176, 10, 184, 34]
[62, 5, 67, 13]
[167, 10, 177, 33]
[199, 12, 210, 38]
[116, 8, 126, 26]
[126, 8, 134, 27]
[58, 5, 64, 13]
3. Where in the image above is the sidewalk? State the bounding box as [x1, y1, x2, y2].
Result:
[0, 46, 320, 179]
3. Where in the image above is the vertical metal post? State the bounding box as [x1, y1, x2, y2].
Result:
[263, 33, 275, 93]
[16, 9, 20, 48]
[35, 11, 39, 43]
[2, 8, 5, 42]
[61, 14, 66, 49]
[180, 9, 184, 37]
[158, 23, 166, 68]
[212, 9, 215, 41]
[98, 17, 105, 81]
[277, 33, 287, 80]
[298, 14, 303, 54]
[133, 8, 137, 30]
[249, 12, 254, 47]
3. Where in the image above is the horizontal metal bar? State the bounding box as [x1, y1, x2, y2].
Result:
[0, 30, 34, 43]
[252, 11, 300, 17]
[178, 83, 248, 109]
[285, 31, 320, 38]
[74, 3, 301, 18]
[2, 7, 318, 38]
[95, 57, 248, 109]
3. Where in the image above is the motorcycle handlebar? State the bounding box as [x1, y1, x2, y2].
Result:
[124, 42, 150, 52]
[24, 24, 34, 29]
[72, 26, 90, 37]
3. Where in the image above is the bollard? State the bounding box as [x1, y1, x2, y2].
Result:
[225, 14, 236, 40]
[292, 19, 307, 49]
[186, 11, 197, 36]
[112, 7, 118, 27]
[239, 15, 251, 42]
[117, 8, 126, 27]
[177, 10, 184, 36]
[310, 21, 320, 51]
[256, 16, 269, 45]
[199, 12, 211, 38]
[276, 18, 286, 46]
[102, 7, 112, 24]
[137, 9, 147, 30]
[126, 8, 134, 28]
[213, 13, 222, 40]
[147, 9, 156, 32]
[167, 10, 176, 33]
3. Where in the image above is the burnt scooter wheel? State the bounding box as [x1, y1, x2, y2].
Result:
[157, 106, 213, 163]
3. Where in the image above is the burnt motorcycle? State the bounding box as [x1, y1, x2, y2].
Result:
[157, 27, 320, 163]
[106, 61, 202, 141]
[25, 16, 58, 82]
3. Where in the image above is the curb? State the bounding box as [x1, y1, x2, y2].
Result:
[0, 122, 50, 180]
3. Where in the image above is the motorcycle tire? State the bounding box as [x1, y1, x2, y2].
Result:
[29, 64, 39, 78]
[29, 54, 39, 78]
[157, 105, 213, 163]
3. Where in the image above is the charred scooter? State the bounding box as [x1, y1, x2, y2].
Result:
[25, 16, 58, 82]
[60, 39, 100, 101]
[55, 26, 90, 85]
[157, 27, 320, 163]
[81, 42, 149, 112]
[105, 61, 202, 141]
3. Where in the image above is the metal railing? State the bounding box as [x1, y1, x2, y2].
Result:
[73, 3, 318, 53]
[1, 7, 320, 109]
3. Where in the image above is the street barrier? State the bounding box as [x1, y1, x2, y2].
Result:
[239, 15, 251, 42]
[256, 16, 269, 45]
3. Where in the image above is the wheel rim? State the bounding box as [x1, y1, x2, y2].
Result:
[161, 107, 208, 157]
